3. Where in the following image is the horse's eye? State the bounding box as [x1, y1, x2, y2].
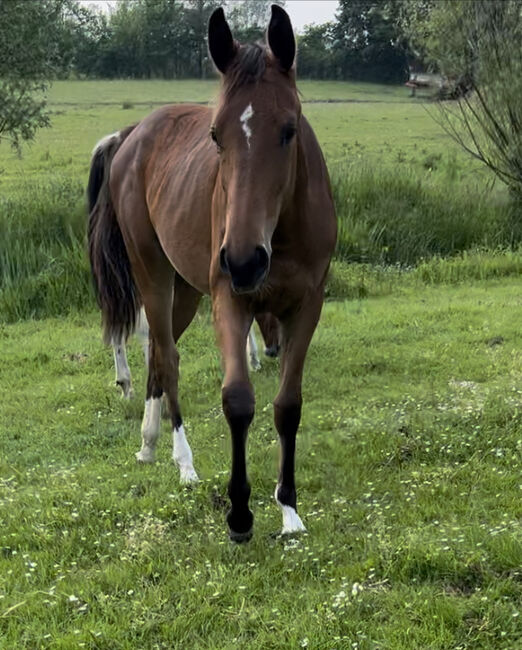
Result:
[210, 126, 223, 153]
[281, 124, 296, 146]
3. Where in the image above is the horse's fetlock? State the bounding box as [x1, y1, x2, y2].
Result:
[228, 478, 251, 505]
[275, 483, 297, 510]
[227, 506, 254, 539]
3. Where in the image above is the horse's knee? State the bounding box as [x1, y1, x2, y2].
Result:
[222, 382, 254, 430]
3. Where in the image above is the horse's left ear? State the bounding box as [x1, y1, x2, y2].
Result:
[268, 4, 296, 72]
[208, 7, 237, 75]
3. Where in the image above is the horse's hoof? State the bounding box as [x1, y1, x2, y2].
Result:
[264, 344, 280, 358]
[116, 380, 133, 399]
[281, 518, 307, 535]
[135, 449, 155, 463]
[179, 466, 199, 484]
[229, 528, 253, 543]
[275, 485, 307, 535]
[227, 508, 254, 543]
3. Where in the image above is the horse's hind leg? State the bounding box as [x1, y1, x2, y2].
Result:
[112, 335, 133, 398]
[136, 334, 163, 463]
[170, 273, 202, 480]
[135, 307, 150, 368]
[246, 327, 261, 371]
[112, 307, 148, 399]
[257, 313, 281, 358]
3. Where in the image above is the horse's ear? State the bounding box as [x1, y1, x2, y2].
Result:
[268, 4, 295, 72]
[208, 7, 237, 75]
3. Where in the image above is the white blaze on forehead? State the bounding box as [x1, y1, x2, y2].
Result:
[240, 103, 254, 149]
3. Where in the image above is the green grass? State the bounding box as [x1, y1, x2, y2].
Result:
[1, 280, 521, 648]
[0, 79, 521, 647]
[45, 79, 410, 106]
[0, 78, 488, 187]
[332, 163, 521, 265]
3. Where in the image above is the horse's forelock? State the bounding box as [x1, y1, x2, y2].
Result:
[222, 43, 267, 96]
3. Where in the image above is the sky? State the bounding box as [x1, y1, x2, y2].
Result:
[284, 1, 339, 31]
[81, 1, 340, 32]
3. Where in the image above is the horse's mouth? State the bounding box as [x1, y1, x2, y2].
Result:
[230, 269, 268, 295]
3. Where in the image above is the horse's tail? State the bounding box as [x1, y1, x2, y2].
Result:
[87, 125, 140, 345]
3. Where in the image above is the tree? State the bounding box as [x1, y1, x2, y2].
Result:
[183, 0, 221, 79]
[405, 0, 522, 198]
[333, 0, 409, 83]
[0, 0, 67, 149]
[297, 23, 336, 80]
[227, 0, 285, 43]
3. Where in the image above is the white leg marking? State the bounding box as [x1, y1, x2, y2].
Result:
[173, 425, 198, 484]
[135, 307, 150, 368]
[136, 398, 162, 463]
[246, 326, 261, 371]
[275, 485, 306, 535]
[112, 337, 132, 399]
[240, 103, 254, 149]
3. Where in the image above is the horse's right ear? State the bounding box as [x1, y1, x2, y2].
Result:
[208, 7, 237, 75]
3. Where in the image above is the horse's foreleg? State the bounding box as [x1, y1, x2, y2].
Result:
[213, 289, 255, 542]
[112, 336, 133, 398]
[274, 291, 324, 535]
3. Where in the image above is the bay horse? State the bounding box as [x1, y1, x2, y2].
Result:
[88, 5, 336, 541]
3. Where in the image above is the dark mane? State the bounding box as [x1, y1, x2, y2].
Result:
[223, 43, 267, 95]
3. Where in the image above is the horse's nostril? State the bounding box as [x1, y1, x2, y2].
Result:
[255, 246, 269, 273]
[220, 247, 229, 274]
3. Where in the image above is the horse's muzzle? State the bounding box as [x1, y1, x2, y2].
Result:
[220, 245, 270, 293]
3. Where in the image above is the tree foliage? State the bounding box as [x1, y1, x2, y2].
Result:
[404, 0, 522, 197]
[227, 0, 285, 43]
[0, 0, 68, 149]
[332, 0, 409, 83]
[297, 23, 336, 80]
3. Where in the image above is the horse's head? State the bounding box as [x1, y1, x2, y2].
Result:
[209, 5, 300, 294]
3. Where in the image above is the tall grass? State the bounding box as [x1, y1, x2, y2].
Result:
[0, 177, 92, 321]
[332, 161, 521, 265]
[1, 163, 521, 323]
[326, 249, 522, 301]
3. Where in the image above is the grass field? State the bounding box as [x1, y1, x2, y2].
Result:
[1, 278, 521, 648]
[0, 79, 486, 186]
[0, 79, 521, 647]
